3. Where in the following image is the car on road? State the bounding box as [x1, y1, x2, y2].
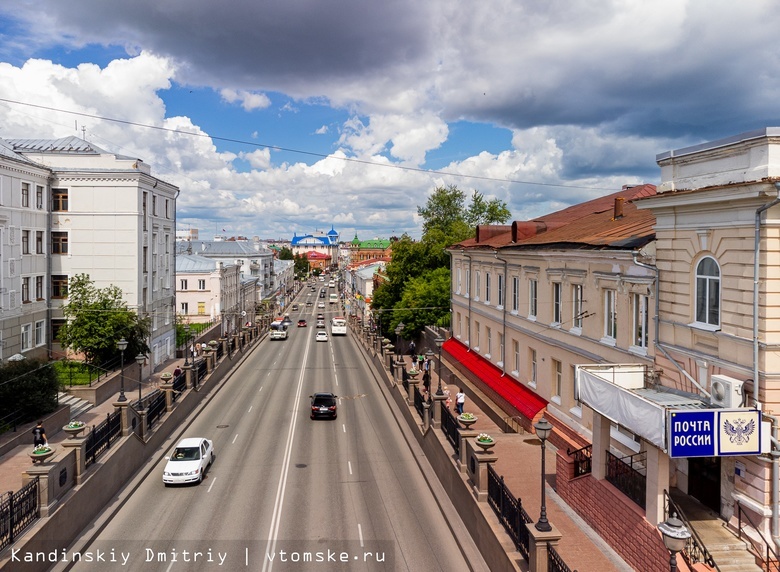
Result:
[316, 331, 328, 342]
[163, 437, 214, 485]
[318, 302, 325, 308]
[281, 315, 292, 326]
[292, 304, 299, 311]
[316, 320, 325, 328]
[310, 392, 337, 419]
[297, 319, 307, 327]
[306, 301, 313, 306]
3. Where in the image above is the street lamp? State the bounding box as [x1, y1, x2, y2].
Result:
[658, 514, 691, 572]
[116, 338, 128, 402]
[395, 322, 405, 358]
[533, 417, 554, 532]
[425, 349, 435, 401]
[434, 336, 445, 396]
[183, 324, 191, 366]
[135, 353, 146, 405]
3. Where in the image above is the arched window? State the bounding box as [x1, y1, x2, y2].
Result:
[695, 256, 720, 327]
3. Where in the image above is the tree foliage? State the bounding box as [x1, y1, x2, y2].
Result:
[278, 246, 293, 260]
[293, 253, 309, 277]
[0, 359, 59, 424]
[57, 274, 151, 366]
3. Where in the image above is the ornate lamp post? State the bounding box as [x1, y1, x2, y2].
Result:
[117, 338, 128, 402]
[135, 353, 146, 405]
[434, 336, 445, 396]
[533, 417, 554, 532]
[395, 322, 405, 358]
[425, 349, 435, 402]
[183, 324, 191, 366]
[658, 514, 691, 572]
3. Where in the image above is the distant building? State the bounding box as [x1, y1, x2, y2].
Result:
[349, 235, 393, 264]
[291, 226, 339, 270]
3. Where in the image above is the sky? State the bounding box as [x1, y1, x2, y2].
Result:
[0, 1, 779, 241]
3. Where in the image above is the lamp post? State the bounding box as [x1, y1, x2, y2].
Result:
[117, 338, 128, 402]
[425, 349, 434, 402]
[434, 336, 445, 396]
[184, 324, 191, 366]
[395, 322, 405, 358]
[658, 514, 691, 572]
[533, 417, 553, 532]
[135, 353, 146, 405]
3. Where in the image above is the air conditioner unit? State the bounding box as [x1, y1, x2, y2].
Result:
[710, 374, 744, 408]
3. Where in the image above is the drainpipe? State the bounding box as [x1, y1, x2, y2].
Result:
[494, 250, 509, 375]
[632, 251, 707, 393]
[462, 250, 473, 351]
[754, 182, 780, 551]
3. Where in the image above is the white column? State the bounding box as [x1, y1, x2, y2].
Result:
[645, 443, 669, 526]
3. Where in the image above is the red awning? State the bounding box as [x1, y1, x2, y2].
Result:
[443, 337, 547, 420]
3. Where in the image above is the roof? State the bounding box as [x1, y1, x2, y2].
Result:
[0, 138, 41, 166]
[8, 136, 109, 155]
[176, 254, 222, 273]
[456, 184, 656, 251]
[176, 240, 271, 257]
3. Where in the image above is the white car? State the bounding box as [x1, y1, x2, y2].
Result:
[316, 331, 329, 342]
[318, 302, 325, 308]
[163, 437, 214, 485]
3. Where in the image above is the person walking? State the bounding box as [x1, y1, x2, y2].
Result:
[408, 341, 416, 356]
[32, 421, 47, 447]
[455, 389, 466, 415]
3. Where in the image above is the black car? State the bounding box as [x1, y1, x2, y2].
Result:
[319, 292, 325, 298]
[310, 392, 338, 420]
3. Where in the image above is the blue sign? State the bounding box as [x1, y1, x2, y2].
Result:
[669, 410, 716, 458]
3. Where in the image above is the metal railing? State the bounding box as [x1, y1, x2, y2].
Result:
[172, 371, 186, 402]
[85, 410, 122, 467]
[146, 390, 166, 430]
[548, 543, 577, 572]
[566, 444, 592, 477]
[413, 386, 425, 421]
[487, 464, 533, 560]
[0, 477, 39, 551]
[440, 401, 460, 455]
[0, 409, 25, 436]
[664, 491, 718, 570]
[606, 450, 646, 509]
[737, 501, 779, 571]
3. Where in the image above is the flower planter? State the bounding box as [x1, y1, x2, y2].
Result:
[63, 425, 86, 439]
[457, 414, 477, 428]
[476, 439, 496, 452]
[160, 372, 173, 382]
[29, 447, 55, 463]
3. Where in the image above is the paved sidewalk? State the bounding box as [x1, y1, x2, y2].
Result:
[0, 357, 187, 495]
[396, 354, 630, 572]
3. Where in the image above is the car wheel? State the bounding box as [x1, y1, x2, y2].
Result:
[333, 414, 337, 420]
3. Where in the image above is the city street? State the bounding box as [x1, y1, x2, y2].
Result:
[67, 303, 486, 572]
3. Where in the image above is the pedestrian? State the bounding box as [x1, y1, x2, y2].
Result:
[455, 389, 466, 415]
[173, 366, 182, 377]
[32, 421, 47, 447]
[423, 356, 430, 373]
[423, 370, 431, 394]
[408, 341, 416, 356]
[418, 353, 424, 369]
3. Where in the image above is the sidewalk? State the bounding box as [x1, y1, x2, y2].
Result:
[0, 356, 187, 495]
[396, 354, 630, 572]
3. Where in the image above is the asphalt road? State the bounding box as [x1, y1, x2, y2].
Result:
[67, 301, 486, 572]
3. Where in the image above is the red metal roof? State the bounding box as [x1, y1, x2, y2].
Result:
[443, 338, 547, 420]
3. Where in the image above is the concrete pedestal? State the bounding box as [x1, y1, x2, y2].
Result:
[527, 523, 562, 572]
[458, 429, 479, 474]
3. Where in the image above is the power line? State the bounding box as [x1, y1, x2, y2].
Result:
[0, 97, 618, 192]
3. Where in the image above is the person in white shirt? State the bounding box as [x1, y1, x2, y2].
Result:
[455, 389, 466, 414]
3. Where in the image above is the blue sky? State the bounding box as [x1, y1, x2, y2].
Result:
[1, 1, 779, 240]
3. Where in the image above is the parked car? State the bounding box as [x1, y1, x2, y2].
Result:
[310, 392, 337, 419]
[298, 319, 307, 327]
[162, 437, 214, 485]
[316, 331, 328, 342]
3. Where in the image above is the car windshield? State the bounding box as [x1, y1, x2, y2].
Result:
[171, 446, 201, 461]
[313, 396, 336, 407]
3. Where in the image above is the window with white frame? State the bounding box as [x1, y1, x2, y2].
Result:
[35, 276, 43, 300]
[572, 284, 583, 330]
[465, 269, 470, 297]
[21, 323, 32, 351]
[513, 340, 520, 373]
[22, 277, 30, 303]
[552, 282, 562, 325]
[198, 279, 206, 290]
[512, 276, 519, 313]
[180, 279, 188, 290]
[21, 182, 29, 207]
[604, 289, 617, 341]
[35, 320, 45, 346]
[486, 327, 491, 357]
[457, 267, 462, 294]
[695, 256, 720, 327]
[485, 272, 491, 304]
[180, 302, 189, 314]
[530, 348, 537, 386]
[529, 278, 538, 319]
[632, 293, 649, 350]
[499, 332, 504, 364]
[474, 321, 480, 349]
[475, 271, 481, 301]
[498, 274, 504, 308]
[22, 230, 29, 254]
[36, 185, 43, 209]
[553, 359, 562, 400]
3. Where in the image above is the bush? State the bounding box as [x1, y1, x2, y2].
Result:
[0, 360, 59, 427]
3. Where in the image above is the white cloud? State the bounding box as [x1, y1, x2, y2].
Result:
[219, 88, 271, 111]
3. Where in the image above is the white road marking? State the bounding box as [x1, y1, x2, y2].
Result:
[348, 461, 353, 475]
[358, 523, 364, 547]
[232, 434, 239, 444]
[207, 477, 217, 493]
[248, 406, 252, 413]
[342, 424, 346, 433]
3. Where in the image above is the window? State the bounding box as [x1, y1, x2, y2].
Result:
[52, 188, 68, 211]
[22, 230, 29, 254]
[552, 282, 562, 325]
[180, 279, 188, 290]
[632, 293, 649, 350]
[529, 279, 538, 319]
[143, 246, 148, 272]
[475, 271, 481, 301]
[142, 193, 148, 231]
[52, 275, 68, 298]
[553, 359, 562, 399]
[198, 279, 206, 290]
[21, 324, 31, 351]
[486, 327, 492, 357]
[695, 256, 720, 327]
[497, 274, 504, 308]
[35, 276, 43, 300]
[52, 232, 68, 254]
[513, 340, 520, 373]
[165, 199, 170, 218]
[180, 302, 189, 314]
[499, 332, 504, 364]
[198, 302, 206, 315]
[36, 185, 44, 209]
[465, 269, 470, 297]
[21, 182, 29, 207]
[530, 348, 537, 386]
[36, 231, 44, 254]
[485, 272, 491, 303]
[457, 267, 462, 294]
[572, 284, 583, 330]
[152, 195, 157, 216]
[35, 320, 45, 346]
[474, 321, 480, 349]
[51, 319, 65, 342]
[22, 277, 30, 303]
[512, 276, 519, 312]
[604, 289, 617, 341]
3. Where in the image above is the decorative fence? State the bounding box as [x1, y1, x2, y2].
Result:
[606, 451, 646, 509]
[85, 410, 122, 467]
[548, 543, 577, 572]
[487, 464, 533, 559]
[567, 444, 592, 477]
[440, 401, 460, 455]
[146, 390, 167, 431]
[413, 385, 425, 421]
[172, 371, 186, 402]
[665, 490, 718, 569]
[0, 477, 39, 551]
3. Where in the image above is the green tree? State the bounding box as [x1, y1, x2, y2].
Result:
[57, 274, 151, 366]
[0, 359, 59, 424]
[385, 267, 452, 338]
[465, 190, 511, 227]
[279, 246, 293, 260]
[293, 254, 309, 277]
